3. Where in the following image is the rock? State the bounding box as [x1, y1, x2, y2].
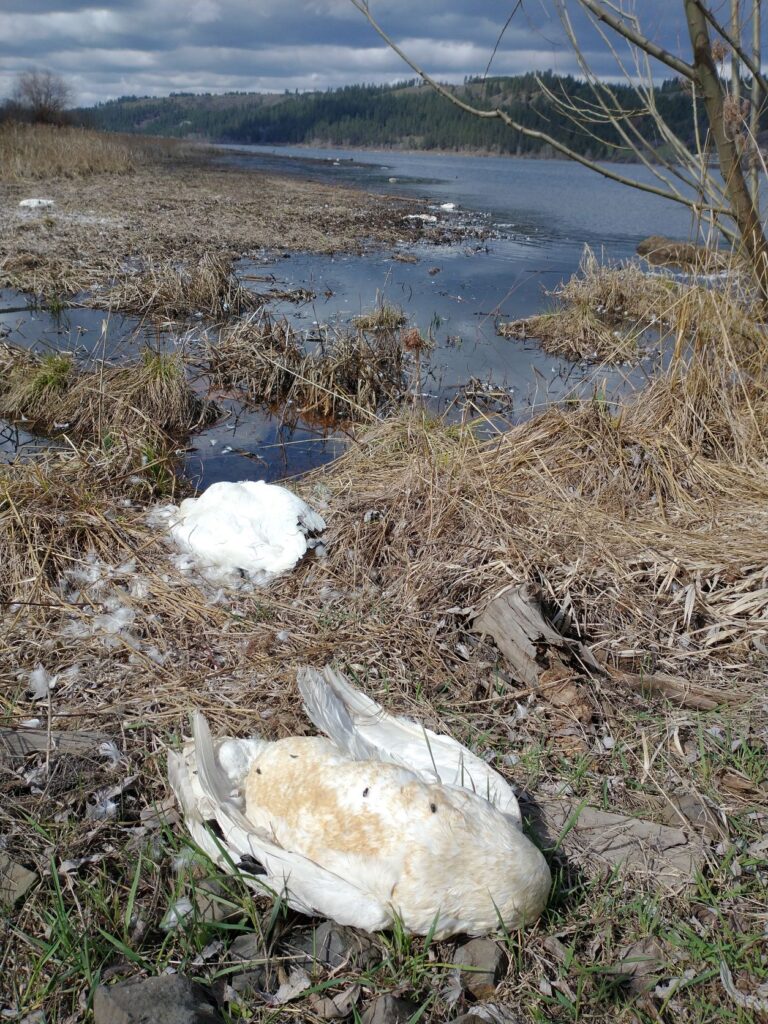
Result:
[308, 984, 360, 1019]
[194, 879, 242, 924]
[0, 853, 37, 906]
[93, 975, 223, 1024]
[453, 938, 507, 999]
[229, 932, 263, 962]
[286, 920, 376, 970]
[361, 993, 419, 1024]
[661, 792, 723, 840]
[231, 969, 268, 998]
[603, 936, 665, 994]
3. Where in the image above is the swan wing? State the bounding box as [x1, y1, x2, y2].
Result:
[297, 666, 521, 825]
[168, 713, 392, 932]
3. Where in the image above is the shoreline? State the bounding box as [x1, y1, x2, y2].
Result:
[0, 138, 458, 306]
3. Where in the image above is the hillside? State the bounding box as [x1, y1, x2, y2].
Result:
[80, 74, 706, 161]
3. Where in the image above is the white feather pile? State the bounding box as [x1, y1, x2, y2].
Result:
[156, 480, 326, 584]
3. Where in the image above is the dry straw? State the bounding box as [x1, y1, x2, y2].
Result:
[0, 345, 216, 474]
[98, 253, 262, 322]
[0, 122, 137, 180]
[209, 311, 406, 421]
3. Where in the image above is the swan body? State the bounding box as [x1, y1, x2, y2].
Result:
[164, 480, 325, 580]
[168, 668, 550, 938]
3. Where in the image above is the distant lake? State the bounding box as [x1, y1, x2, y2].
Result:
[218, 143, 701, 260]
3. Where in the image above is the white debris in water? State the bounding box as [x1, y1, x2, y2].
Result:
[19, 198, 54, 208]
[439, 202, 457, 211]
[405, 213, 438, 223]
[26, 664, 56, 701]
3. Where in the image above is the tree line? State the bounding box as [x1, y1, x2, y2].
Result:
[77, 74, 728, 162]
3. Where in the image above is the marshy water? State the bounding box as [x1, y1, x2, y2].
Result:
[1, 148, 697, 485]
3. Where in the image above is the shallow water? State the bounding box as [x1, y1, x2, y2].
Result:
[2, 149, 697, 484]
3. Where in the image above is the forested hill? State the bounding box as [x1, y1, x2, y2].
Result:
[82, 74, 702, 161]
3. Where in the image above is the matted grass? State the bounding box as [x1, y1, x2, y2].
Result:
[0, 345, 216, 475]
[497, 246, 759, 364]
[97, 253, 263, 323]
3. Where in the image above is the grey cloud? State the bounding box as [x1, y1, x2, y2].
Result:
[0, 1, 747, 109]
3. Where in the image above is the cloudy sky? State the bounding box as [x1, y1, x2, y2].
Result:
[0, 1, 730, 108]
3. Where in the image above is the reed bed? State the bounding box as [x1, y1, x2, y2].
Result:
[97, 253, 262, 322]
[499, 247, 680, 361]
[0, 122, 137, 180]
[209, 312, 406, 420]
[0, 345, 216, 472]
[352, 300, 407, 330]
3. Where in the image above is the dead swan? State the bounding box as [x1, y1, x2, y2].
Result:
[168, 667, 550, 938]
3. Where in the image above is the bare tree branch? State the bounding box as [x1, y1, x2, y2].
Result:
[577, 0, 696, 80]
[348, 0, 710, 212]
[693, 0, 768, 95]
[483, 1, 524, 81]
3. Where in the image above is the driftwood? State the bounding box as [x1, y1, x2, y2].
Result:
[0, 726, 110, 758]
[473, 584, 734, 711]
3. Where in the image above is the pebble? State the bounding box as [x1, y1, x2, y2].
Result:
[361, 994, 419, 1024]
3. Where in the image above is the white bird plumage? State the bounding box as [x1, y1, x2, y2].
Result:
[168, 667, 551, 938]
[162, 480, 325, 581]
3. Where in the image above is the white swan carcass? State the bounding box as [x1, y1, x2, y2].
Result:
[168, 667, 551, 938]
[163, 480, 325, 581]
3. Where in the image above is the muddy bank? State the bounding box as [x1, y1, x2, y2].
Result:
[0, 149, 449, 302]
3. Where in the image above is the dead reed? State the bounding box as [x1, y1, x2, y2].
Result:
[352, 300, 407, 331]
[0, 122, 137, 180]
[209, 312, 406, 420]
[98, 253, 262, 322]
[0, 345, 216, 472]
[499, 247, 679, 361]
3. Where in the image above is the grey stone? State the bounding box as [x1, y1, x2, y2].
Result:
[229, 932, 264, 962]
[231, 969, 268, 998]
[93, 975, 223, 1024]
[453, 938, 507, 1000]
[287, 920, 376, 970]
[360, 994, 419, 1024]
[0, 853, 37, 906]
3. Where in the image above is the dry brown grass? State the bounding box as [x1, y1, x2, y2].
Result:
[0, 122, 138, 180]
[97, 253, 263, 322]
[499, 247, 681, 362]
[209, 312, 406, 421]
[1, 253, 767, 1024]
[0, 345, 216, 473]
